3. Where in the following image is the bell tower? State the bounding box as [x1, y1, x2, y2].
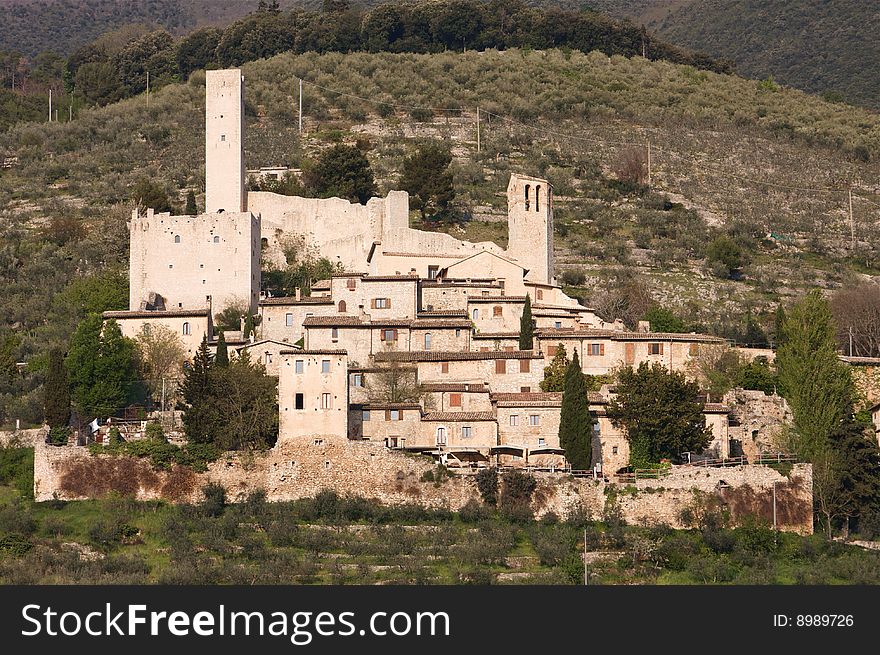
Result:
[205, 69, 245, 213]
[506, 174, 554, 285]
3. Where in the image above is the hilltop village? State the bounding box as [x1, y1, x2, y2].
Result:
[107, 69, 747, 475]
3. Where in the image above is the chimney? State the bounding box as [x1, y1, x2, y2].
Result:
[637, 320, 650, 333]
[295, 287, 302, 301]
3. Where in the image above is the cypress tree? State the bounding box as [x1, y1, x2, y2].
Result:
[43, 348, 71, 428]
[243, 313, 255, 339]
[67, 314, 136, 417]
[776, 290, 853, 459]
[558, 350, 593, 471]
[519, 294, 534, 350]
[540, 344, 569, 392]
[181, 336, 215, 444]
[185, 189, 197, 215]
[215, 332, 229, 367]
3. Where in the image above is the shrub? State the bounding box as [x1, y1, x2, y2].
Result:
[201, 483, 227, 517]
[560, 268, 586, 286]
[475, 467, 498, 506]
[499, 470, 537, 520]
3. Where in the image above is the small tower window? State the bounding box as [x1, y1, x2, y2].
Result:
[524, 184, 530, 211]
[338, 300, 346, 313]
[174, 235, 180, 243]
[472, 308, 479, 320]
[424, 333, 432, 350]
[182, 322, 191, 335]
[213, 236, 220, 243]
[220, 134, 226, 142]
[535, 185, 541, 212]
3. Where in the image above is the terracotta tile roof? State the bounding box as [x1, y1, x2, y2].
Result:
[359, 275, 420, 282]
[840, 355, 880, 365]
[467, 295, 528, 303]
[279, 349, 347, 356]
[421, 281, 501, 288]
[422, 383, 489, 392]
[422, 411, 496, 422]
[303, 317, 411, 327]
[359, 403, 422, 410]
[490, 392, 562, 402]
[534, 328, 727, 343]
[259, 296, 334, 306]
[472, 332, 519, 339]
[703, 403, 730, 413]
[103, 309, 209, 319]
[312, 278, 332, 289]
[381, 251, 467, 258]
[417, 310, 468, 317]
[532, 303, 590, 312]
[374, 350, 543, 362]
[410, 319, 472, 328]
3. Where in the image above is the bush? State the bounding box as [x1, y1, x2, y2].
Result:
[0, 445, 34, 499]
[459, 498, 492, 522]
[475, 467, 498, 506]
[499, 470, 537, 520]
[201, 483, 227, 517]
[560, 268, 586, 286]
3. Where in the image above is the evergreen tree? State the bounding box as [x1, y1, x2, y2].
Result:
[181, 336, 215, 444]
[832, 418, 880, 536]
[558, 350, 593, 471]
[304, 144, 377, 204]
[540, 343, 568, 392]
[776, 290, 854, 459]
[243, 314, 255, 340]
[185, 189, 197, 215]
[43, 347, 71, 428]
[773, 303, 787, 348]
[519, 294, 534, 350]
[66, 314, 136, 418]
[399, 141, 455, 220]
[606, 362, 711, 468]
[215, 332, 229, 367]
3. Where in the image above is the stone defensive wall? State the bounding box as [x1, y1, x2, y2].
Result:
[32, 439, 813, 534]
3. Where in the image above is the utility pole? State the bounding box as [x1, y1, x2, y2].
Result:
[476, 107, 481, 153]
[584, 528, 589, 585]
[849, 325, 854, 357]
[48, 88, 52, 122]
[69, 105, 72, 122]
[849, 186, 854, 249]
[146, 71, 150, 107]
[298, 78, 303, 134]
[646, 140, 652, 188]
[161, 378, 166, 413]
[772, 481, 777, 531]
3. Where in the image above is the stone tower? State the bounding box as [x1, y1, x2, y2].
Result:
[506, 174, 554, 285]
[205, 69, 245, 213]
[278, 350, 350, 441]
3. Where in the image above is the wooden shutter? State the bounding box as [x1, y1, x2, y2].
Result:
[379, 329, 385, 341]
[496, 359, 506, 374]
[658, 343, 664, 355]
[625, 342, 635, 364]
[371, 298, 377, 309]
[385, 409, 391, 421]
[441, 362, 449, 373]
[386, 298, 392, 309]
[449, 393, 462, 407]
[547, 345, 557, 357]
[520, 359, 530, 373]
[391, 329, 398, 341]
[600, 343, 605, 356]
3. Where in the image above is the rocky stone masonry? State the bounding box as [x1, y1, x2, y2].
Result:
[32, 438, 813, 534]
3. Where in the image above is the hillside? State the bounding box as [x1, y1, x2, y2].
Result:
[2, 48, 880, 425]
[590, 0, 880, 110]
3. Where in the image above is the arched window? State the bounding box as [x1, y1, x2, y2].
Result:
[214, 236, 221, 244]
[524, 185, 530, 211]
[174, 235, 180, 243]
[535, 185, 541, 212]
[472, 308, 479, 321]
[338, 300, 346, 313]
[182, 322, 191, 335]
[436, 427, 447, 445]
[424, 332, 432, 350]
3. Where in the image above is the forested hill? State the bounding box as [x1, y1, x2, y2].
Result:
[588, 0, 880, 110]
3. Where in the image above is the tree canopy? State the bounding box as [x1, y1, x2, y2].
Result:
[400, 141, 455, 220]
[304, 144, 377, 204]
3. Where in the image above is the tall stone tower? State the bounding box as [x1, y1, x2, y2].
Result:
[506, 174, 554, 285]
[205, 69, 245, 213]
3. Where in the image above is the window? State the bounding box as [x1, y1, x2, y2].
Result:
[321, 393, 332, 409]
[213, 236, 220, 243]
[182, 322, 191, 335]
[220, 134, 226, 141]
[536, 289, 543, 301]
[424, 332, 432, 350]
[520, 359, 530, 373]
[362, 410, 370, 421]
[529, 414, 540, 426]
[524, 184, 530, 210]
[612, 446, 619, 455]
[546, 345, 557, 357]
[509, 414, 519, 427]
[688, 343, 699, 357]
[441, 362, 449, 374]
[265, 352, 273, 365]
[428, 265, 439, 279]
[338, 300, 346, 313]
[331, 328, 339, 341]
[481, 290, 489, 296]
[521, 386, 531, 392]
[381, 329, 397, 342]
[436, 427, 447, 445]
[295, 393, 304, 410]
[321, 360, 331, 373]
[535, 185, 541, 212]
[554, 321, 562, 329]
[538, 437, 546, 446]
[493, 306, 503, 317]
[649, 343, 664, 356]
[389, 409, 400, 421]
[472, 308, 479, 320]
[285, 313, 294, 326]
[174, 234, 180, 243]
[449, 393, 462, 407]
[588, 343, 604, 356]
[373, 298, 390, 309]
[495, 359, 507, 374]
[352, 373, 364, 387]
[462, 426, 472, 438]
[346, 278, 357, 290]
[455, 329, 461, 338]
[295, 360, 304, 374]
[314, 439, 324, 446]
